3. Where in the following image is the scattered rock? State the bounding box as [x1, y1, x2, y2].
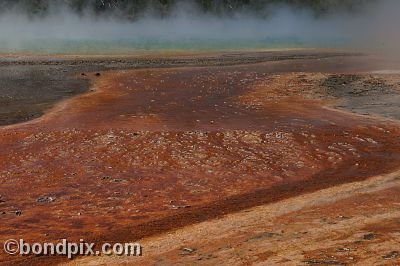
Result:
[113, 179, 126, 183]
[304, 260, 344, 265]
[37, 196, 56, 203]
[171, 205, 191, 210]
[180, 247, 196, 256]
[336, 247, 351, 252]
[363, 233, 376, 240]
[383, 251, 399, 260]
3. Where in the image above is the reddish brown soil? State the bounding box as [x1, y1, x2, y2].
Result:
[1, 55, 400, 265]
[86, 170, 400, 265]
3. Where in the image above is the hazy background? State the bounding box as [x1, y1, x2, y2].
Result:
[0, 0, 395, 54]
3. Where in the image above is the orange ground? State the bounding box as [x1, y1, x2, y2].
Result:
[1, 55, 400, 265]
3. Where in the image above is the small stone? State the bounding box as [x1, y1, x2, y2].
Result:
[383, 251, 399, 260]
[180, 247, 196, 256]
[37, 196, 56, 203]
[171, 205, 191, 210]
[15, 210, 22, 216]
[363, 233, 376, 240]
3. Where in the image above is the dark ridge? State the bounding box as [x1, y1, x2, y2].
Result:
[0, 0, 373, 18]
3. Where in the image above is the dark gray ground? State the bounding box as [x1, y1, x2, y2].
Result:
[321, 74, 400, 120]
[0, 65, 89, 125]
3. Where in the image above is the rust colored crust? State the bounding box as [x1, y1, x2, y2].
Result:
[84, 172, 400, 265]
[1, 60, 400, 265]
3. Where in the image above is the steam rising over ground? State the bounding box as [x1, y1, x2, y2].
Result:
[0, 0, 397, 54]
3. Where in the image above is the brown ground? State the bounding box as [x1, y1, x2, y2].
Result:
[68, 170, 400, 265]
[1, 50, 400, 265]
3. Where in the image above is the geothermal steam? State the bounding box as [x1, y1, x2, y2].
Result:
[0, 0, 396, 53]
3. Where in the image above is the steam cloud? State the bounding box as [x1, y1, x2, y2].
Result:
[0, 0, 396, 54]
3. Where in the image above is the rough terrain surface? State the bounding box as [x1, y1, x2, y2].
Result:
[69, 170, 400, 265]
[1, 50, 400, 265]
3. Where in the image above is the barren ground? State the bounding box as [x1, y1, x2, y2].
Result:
[1, 50, 400, 265]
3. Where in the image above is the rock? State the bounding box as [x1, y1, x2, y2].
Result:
[95, 73, 101, 77]
[180, 247, 196, 256]
[113, 179, 126, 183]
[363, 233, 376, 240]
[15, 210, 22, 216]
[171, 205, 191, 210]
[337, 247, 351, 252]
[304, 260, 343, 265]
[37, 196, 56, 203]
[383, 251, 399, 260]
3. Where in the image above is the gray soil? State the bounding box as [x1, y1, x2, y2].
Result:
[321, 74, 400, 120]
[0, 65, 89, 125]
